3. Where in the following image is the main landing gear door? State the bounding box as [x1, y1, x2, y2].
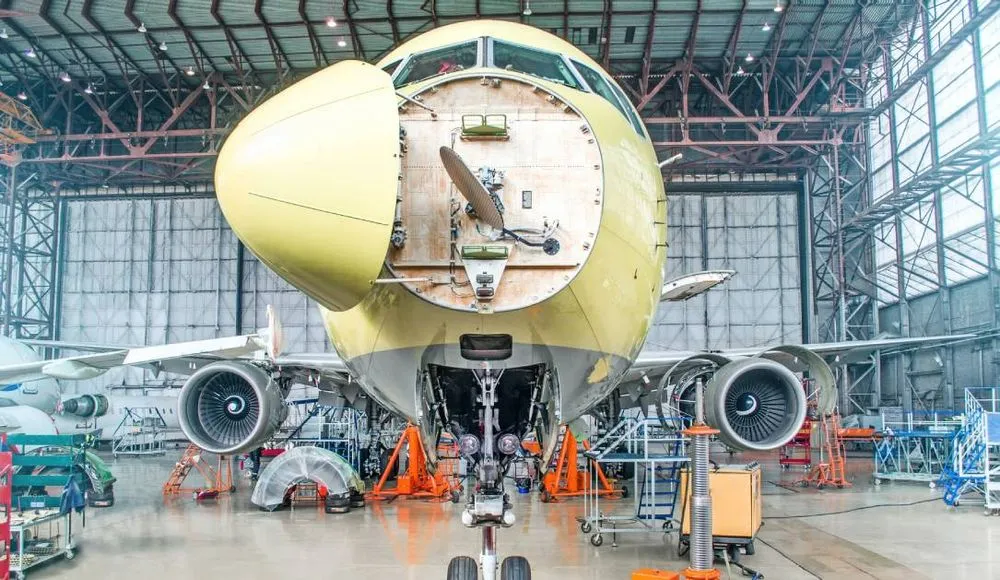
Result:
[660, 270, 735, 302]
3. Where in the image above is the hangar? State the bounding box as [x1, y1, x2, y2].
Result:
[0, 1, 997, 578]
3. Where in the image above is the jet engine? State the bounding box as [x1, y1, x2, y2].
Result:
[704, 358, 807, 451]
[61, 394, 109, 418]
[177, 361, 288, 455]
[659, 349, 824, 452]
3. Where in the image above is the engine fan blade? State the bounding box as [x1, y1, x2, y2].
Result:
[439, 146, 504, 230]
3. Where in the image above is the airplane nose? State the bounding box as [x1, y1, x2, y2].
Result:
[215, 60, 400, 312]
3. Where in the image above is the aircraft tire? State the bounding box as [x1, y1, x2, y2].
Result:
[446, 556, 477, 580]
[501, 556, 531, 580]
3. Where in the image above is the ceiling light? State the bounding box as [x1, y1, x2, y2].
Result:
[84, 84, 93, 94]
[59, 71, 70, 83]
[23, 47, 35, 58]
[762, 22, 771, 32]
[138, 22, 147, 33]
[745, 53, 754, 62]
[0, 29, 8, 40]
[185, 66, 195, 76]
[774, 1, 784, 12]
[737, 66, 745, 75]
[203, 79, 211, 90]
[337, 37, 347, 48]
[158, 41, 167, 51]
[523, 0, 533, 16]
[16, 91, 26, 100]
[325, 16, 337, 28]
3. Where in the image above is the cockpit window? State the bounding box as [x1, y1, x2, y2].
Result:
[572, 60, 646, 136]
[382, 59, 402, 77]
[393, 41, 479, 87]
[492, 40, 582, 90]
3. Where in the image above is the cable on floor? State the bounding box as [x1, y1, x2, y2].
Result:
[763, 496, 940, 520]
[755, 536, 819, 579]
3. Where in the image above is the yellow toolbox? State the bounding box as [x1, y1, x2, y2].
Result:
[679, 463, 762, 540]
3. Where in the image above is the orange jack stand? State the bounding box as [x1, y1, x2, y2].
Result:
[799, 413, 852, 489]
[367, 425, 456, 501]
[540, 427, 618, 502]
[162, 443, 234, 498]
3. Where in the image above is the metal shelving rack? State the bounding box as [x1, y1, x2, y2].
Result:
[6, 434, 85, 580]
[0, 444, 12, 580]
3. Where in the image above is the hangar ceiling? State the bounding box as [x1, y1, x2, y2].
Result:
[0, 0, 919, 185]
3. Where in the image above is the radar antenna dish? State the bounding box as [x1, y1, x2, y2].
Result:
[439, 146, 504, 230]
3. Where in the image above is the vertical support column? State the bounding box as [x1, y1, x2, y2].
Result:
[0, 162, 16, 336]
[970, 2, 999, 388]
[798, 181, 814, 343]
[0, 161, 58, 340]
[235, 241, 245, 335]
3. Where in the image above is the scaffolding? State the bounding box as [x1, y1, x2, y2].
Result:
[941, 387, 1000, 510]
[284, 405, 364, 472]
[111, 407, 167, 458]
[580, 416, 688, 548]
[873, 410, 962, 486]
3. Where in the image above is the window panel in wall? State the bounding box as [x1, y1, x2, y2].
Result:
[872, 164, 894, 203]
[940, 173, 986, 239]
[932, 42, 975, 122]
[943, 227, 989, 284]
[930, 0, 971, 52]
[986, 84, 1000, 130]
[894, 82, 930, 152]
[936, 104, 980, 158]
[896, 136, 932, 185]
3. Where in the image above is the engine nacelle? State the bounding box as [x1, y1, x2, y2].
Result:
[177, 361, 288, 455]
[61, 394, 109, 418]
[704, 358, 807, 451]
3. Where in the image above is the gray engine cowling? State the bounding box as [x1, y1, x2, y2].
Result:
[177, 361, 288, 455]
[61, 393, 110, 418]
[704, 357, 807, 451]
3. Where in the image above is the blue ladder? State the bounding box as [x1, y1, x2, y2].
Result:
[635, 436, 683, 524]
[940, 399, 985, 506]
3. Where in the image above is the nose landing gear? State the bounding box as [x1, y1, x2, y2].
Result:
[446, 367, 533, 580]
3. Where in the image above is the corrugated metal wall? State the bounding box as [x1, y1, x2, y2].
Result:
[59, 198, 328, 394]
[648, 193, 802, 351]
[58, 192, 803, 392]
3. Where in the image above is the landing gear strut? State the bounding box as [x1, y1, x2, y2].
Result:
[447, 366, 532, 580]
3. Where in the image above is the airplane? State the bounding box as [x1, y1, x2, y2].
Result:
[0, 335, 182, 437]
[0, 20, 973, 579]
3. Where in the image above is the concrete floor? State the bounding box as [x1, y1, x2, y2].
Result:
[27, 450, 1000, 580]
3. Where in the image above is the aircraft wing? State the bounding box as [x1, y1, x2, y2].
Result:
[0, 334, 269, 384]
[626, 333, 978, 381]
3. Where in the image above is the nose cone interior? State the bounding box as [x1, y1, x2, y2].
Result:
[215, 60, 400, 312]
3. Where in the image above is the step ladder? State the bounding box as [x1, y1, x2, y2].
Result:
[940, 389, 989, 506]
[799, 413, 851, 489]
[162, 443, 233, 498]
[635, 434, 684, 525]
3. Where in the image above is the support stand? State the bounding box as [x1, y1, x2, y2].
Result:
[368, 424, 456, 501]
[540, 427, 619, 501]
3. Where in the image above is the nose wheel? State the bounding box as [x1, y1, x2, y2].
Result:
[446, 555, 532, 580]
